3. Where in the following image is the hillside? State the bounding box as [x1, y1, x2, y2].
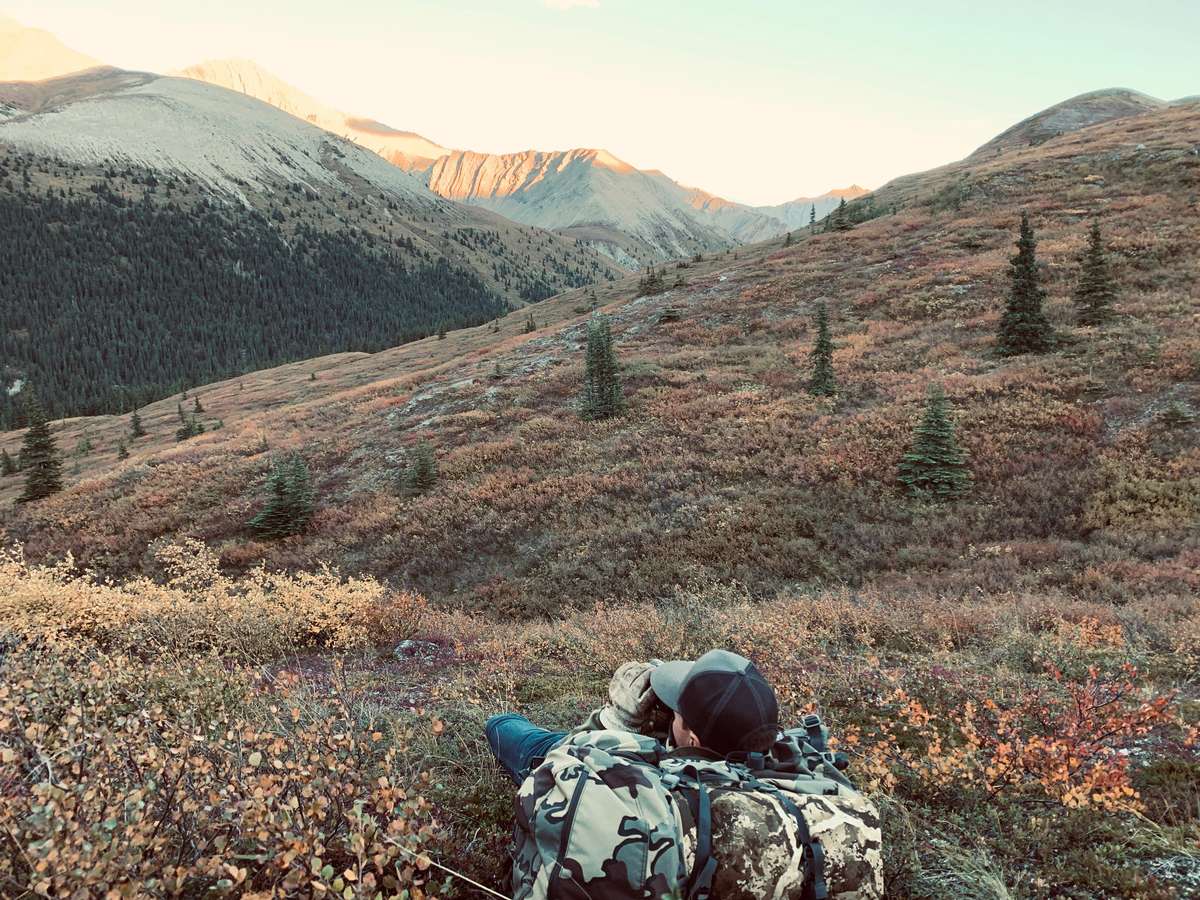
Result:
[2, 97, 1195, 606]
[969, 88, 1168, 160]
[176, 59, 449, 169]
[1, 91, 1199, 899]
[0, 69, 622, 422]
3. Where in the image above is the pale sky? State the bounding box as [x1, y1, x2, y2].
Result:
[5, 0, 1198, 205]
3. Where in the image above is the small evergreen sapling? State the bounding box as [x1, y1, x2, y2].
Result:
[402, 441, 438, 495]
[580, 314, 624, 421]
[898, 385, 971, 500]
[807, 302, 836, 396]
[192, 396, 204, 414]
[117, 439, 130, 460]
[1074, 220, 1117, 326]
[17, 391, 64, 503]
[997, 212, 1053, 355]
[248, 452, 316, 538]
[175, 415, 205, 441]
[129, 410, 147, 438]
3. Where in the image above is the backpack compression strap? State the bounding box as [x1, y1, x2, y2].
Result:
[772, 790, 827, 900]
[681, 766, 717, 900]
[545, 771, 591, 899]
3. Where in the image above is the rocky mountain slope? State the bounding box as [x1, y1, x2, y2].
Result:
[4, 91, 1195, 611]
[176, 59, 449, 169]
[0, 14, 100, 81]
[968, 87, 1168, 159]
[424, 147, 752, 264]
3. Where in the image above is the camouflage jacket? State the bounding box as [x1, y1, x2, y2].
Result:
[510, 663, 883, 899]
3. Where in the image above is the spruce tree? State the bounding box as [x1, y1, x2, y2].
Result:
[807, 302, 836, 396]
[17, 392, 63, 503]
[809, 204, 816, 228]
[403, 441, 438, 495]
[177, 402, 186, 424]
[1074, 220, 1116, 326]
[832, 198, 853, 231]
[117, 439, 129, 460]
[1, 448, 16, 477]
[898, 385, 971, 500]
[175, 415, 204, 441]
[997, 212, 1053, 355]
[193, 396, 204, 414]
[580, 314, 624, 421]
[248, 452, 315, 538]
[129, 410, 146, 438]
[524, 312, 537, 334]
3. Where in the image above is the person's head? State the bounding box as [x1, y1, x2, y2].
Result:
[649, 649, 780, 755]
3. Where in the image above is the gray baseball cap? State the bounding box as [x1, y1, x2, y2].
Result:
[650, 649, 780, 754]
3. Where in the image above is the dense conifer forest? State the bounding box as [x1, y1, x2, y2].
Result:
[0, 189, 505, 426]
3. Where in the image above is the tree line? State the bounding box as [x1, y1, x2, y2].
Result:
[0, 188, 507, 428]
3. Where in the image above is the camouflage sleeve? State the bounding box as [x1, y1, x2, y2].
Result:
[568, 660, 671, 740]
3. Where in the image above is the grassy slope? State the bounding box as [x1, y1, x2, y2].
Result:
[2, 104, 1196, 612]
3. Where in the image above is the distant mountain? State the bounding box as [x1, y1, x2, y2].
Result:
[178, 58, 856, 263]
[0, 15, 100, 81]
[176, 59, 448, 169]
[969, 88, 1167, 159]
[423, 147, 774, 264]
[0, 67, 620, 422]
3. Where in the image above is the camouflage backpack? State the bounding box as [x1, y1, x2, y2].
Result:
[510, 717, 882, 900]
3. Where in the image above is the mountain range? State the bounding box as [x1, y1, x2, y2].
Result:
[0, 17, 865, 264]
[177, 57, 865, 263]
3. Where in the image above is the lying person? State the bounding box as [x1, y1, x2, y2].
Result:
[486, 649, 884, 899]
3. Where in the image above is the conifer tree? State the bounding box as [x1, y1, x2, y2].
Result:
[175, 415, 204, 441]
[524, 311, 537, 334]
[248, 452, 315, 538]
[117, 439, 129, 460]
[580, 314, 624, 420]
[1074, 220, 1116, 326]
[17, 391, 63, 503]
[177, 402, 186, 424]
[832, 197, 853, 231]
[1, 448, 16, 477]
[129, 410, 146, 437]
[192, 396, 204, 414]
[997, 212, 1053, 355]
[784, 231, 793, 247]
[898, 385, 971, 500]
[807, 302, 836, 396]
[809, 204, 816, 228]
[403, 441, 438, 494]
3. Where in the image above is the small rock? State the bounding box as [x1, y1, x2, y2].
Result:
[394, 639, 440, 660]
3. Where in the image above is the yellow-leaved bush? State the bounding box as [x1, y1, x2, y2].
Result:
[0, 539, 427, 658]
